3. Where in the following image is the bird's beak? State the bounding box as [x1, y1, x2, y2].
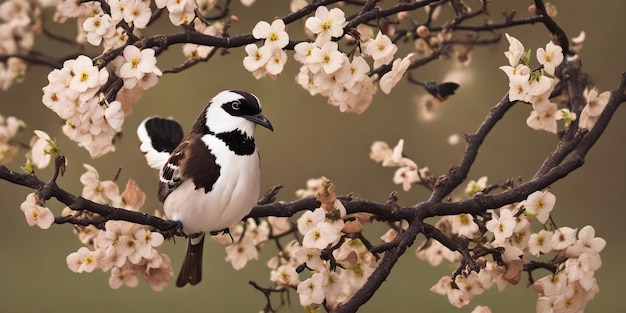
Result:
[245, 113, 273, 131]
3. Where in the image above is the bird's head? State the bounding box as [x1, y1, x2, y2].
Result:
[203, 90, 273, 137]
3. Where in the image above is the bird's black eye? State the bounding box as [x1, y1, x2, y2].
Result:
[231, 100, 241, 110]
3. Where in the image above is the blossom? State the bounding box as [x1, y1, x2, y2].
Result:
[579, 87, 610, 130]
[504, 33, 524, 66]
[312, 41, 345, 74]
[252, 19, 289, 49]
[335, 56, 369, 88]
[66, 247, 102, 273]
[527, 75, 554, 98]
[485, 209, 516, 245]
[19, 193, 54, 229]
[293, 41, 321, 69]
[265, 49, 288, 76]
[365, 31, 398, 68]
[242, 44, 271, 72]
[83, 13, 115, 46]
[305, 6, 346, 44]
[225, 237, 258, 270]
[297, 272, 326, 307]
[69, 55, 102, 93]
[526, 101, 558, 133]
[80, 163, 122, 205]
[556, 108, 577, 128]
[104, 100, 125, 130]
[29, 130, 55, 169]
[523, 190, 556, 224]
[302, 220, 341, 249]
[379, 53, 413, 94]
[103, 27, 129, 50]
[551, 226, 578, 250]
[270, 264, 300, 288]
[109, 266, 139, 289]
[566, 225, 606, 257]
[141, 253, 174, 291]
[133, 229, 165, 258]
[464, 176, 488, 197]
[369, 139, 413, 167]
[528, 230, 553, 256]
[582, 87, 611, 116]
[507, 72, 531, 102]
[122, 0, 152, 29]
[565, 253, 601, 290]
[499, 64, 530, 81]
[393, 164, 419, 191]
[293, 243, 325, 271]
[536, 41, 563, 75]
[430, 276, 472, 308]
[117, 46, 162, 89]
[297, 208, 325, 235]
[451, 213, 479, 238]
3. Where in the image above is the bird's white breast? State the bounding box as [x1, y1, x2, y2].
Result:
[163, 134, 261, 234]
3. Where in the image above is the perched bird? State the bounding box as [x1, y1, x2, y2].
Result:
[136, 90, 273, 287]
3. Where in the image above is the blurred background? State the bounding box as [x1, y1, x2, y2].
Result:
[1, 1, 625, 312]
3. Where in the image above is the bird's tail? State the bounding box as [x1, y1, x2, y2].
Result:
[137, 116, 184, 170]
[176, 232, 205, 287]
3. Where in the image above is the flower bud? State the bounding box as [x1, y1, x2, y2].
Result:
[416, 25, 429, 38]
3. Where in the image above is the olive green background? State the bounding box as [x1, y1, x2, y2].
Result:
[1, 1, 625, 312]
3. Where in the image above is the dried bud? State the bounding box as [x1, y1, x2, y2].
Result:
[121, 179, 146, 211]
[316, 177, 336, 211]
[475, 257, 487, 269]
[339, 250, 358, 268]
[342, 219, 363, 234]
[502, 259, 524, 285]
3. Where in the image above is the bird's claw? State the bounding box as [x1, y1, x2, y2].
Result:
[162, 220, 185, 240]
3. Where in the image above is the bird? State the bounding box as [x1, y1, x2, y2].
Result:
[136, 90, 273, 287]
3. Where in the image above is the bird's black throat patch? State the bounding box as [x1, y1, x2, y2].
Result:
[216, 130, 256, 155]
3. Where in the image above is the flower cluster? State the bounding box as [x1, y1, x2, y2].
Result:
[63, 165, 173, 291]
[241, 6, 413, 114]
[20, 192, 54, 229]
[533, 225, 605, 312]
[369, 139, 428, 191]
[42, 47, 162, 158]
[0, 112, 24, 164]
[261, 179, 377, 310]
[421, 188, 604, 311]
[41, 55, 119, 158]
[579, 87, 611, 130]
[243, 19, 290, 78]
[294, 6, 411, 113]
[370, 137, 605, 311]
[500, 33, 611, 134]
[500, 33, 566, 134]
[112, 46, 163, 90]
[0, 0, 35, 90]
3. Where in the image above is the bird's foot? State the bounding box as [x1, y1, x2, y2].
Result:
[162, 220, 185, 240]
